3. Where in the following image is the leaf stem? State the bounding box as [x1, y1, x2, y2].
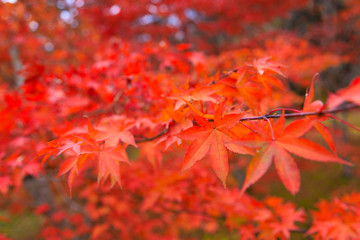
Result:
[263, 117, 275, 140]
[211, 66, 245, 84]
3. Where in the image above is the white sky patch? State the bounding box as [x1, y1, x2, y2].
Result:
[60, 10, 73, 23]
[184, 9, 197, 20]
[147, 4, 157, 14]
[110, 5, 121, 15]
[167, 14, 181, 28]
[139, 14, 155, 25]
[75, 0, 84, 8]
[28, 21, 39, 31]
[57, 1, 66, 9]
[66, 0, 75, 5]
[2, 0, 17, 3]
[44, 42, 54, 52]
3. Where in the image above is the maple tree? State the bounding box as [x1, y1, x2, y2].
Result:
[1, 0, 360, 239]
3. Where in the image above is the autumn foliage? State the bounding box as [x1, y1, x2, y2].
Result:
[1, 0, 360, 239]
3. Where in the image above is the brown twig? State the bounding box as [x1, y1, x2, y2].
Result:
[134, 103, 359, 143]
[135, 128, 169, 143]
[241, 103, 359, 121]
[211, 66, 245, 84]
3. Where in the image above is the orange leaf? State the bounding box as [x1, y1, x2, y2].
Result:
[242, 115, 348, 195]
[314, 122, 336, 153]
[278, 139, 350, 165]
[327, 76, 360, 108]
[251, 57, 287, 77]
[178, 103, 248, 186]
[57, 156, 78, 177]
[273, 144, 300, 195]
[241, 145, 275, 194]
[95, 116, 137, 147]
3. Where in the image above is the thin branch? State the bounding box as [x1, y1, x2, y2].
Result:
[211, 66, 245, 84]
[240, 103, 359, 121]
[326, 113, 360, 132]
[9, 45, 24, 87]
[133, 103, 359, 143]
[291, 228, 308, 234]
[135, 128, 169, 143]
[266, 108, 303, 116]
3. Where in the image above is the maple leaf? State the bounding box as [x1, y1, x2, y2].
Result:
[79, 135, 129, 187]
[250, 57, 287, 77]
[244, 57, 287, 94]
[56, 140, 81, 156]
[256, 197, 305, 239]
[302, 75, 336, 153]
[327, 76, 360, 108]
[54, 136, 91, 196]
[242, 115, 351, 195]
[168, 81, 218, 110]
[95, 115, 137, 147]
[154, 119, 193, 149]
[303, 73, 324, 112]
[55, 133, 130, 195]
[139, 142, 162, 168]
[308, 193, 360, 240]
[178, 102, 252, 187]
[256, 73, 286, 93]
[140, 171, 186, 211]
[38, 139, 62, 165]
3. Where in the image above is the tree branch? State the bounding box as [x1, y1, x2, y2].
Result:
[211, 66, 245, 84]
[133, 103, 359, 144]
[9, 45, 24, 87]
[135, 128, 169, 143]
[239, 103, 359, 121]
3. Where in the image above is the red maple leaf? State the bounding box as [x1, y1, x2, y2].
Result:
[78, 134, 129, 188]
[250, 57, 287, 77]
[178, 101, 253, 186]
[328, 76, 360, 108]
[95, 115, 137, 147]
[241, 114, 350, 195]
[303, 74, 340, 153]
[246, 57, 286, 94]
